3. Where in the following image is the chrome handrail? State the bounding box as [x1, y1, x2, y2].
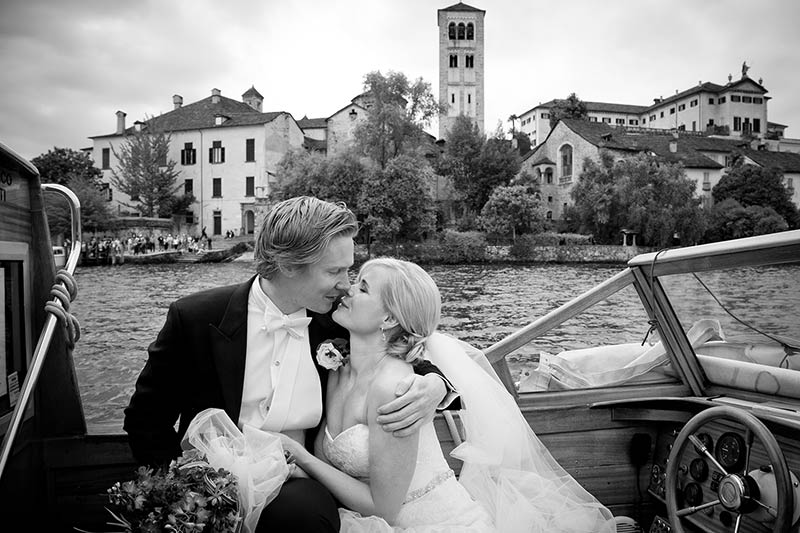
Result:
[0, 184, 82, 478]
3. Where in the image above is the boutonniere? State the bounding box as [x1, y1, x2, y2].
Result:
[316, 338, 349, 371]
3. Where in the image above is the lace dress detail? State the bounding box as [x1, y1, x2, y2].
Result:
[323, 422, 493, 532]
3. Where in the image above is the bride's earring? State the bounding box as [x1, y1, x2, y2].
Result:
[380, 328, 386, 342]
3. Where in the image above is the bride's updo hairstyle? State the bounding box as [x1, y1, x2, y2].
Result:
[254, 196, 358, 279]
[360, 258, 441, 364]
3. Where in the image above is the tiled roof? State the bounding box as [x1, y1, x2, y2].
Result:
[644, 76, 768, 112]
[297, 117, 327, 129]
[519, 100, 648, 117]
[531, 157, 555, 166]
[741, 149, 800, 173]
[439, 2, 485, 13]
[242, 86, 263, 99]
[559, 119, 741, 169]
[91, 95, 284, 138]
[768, 121, 788, 128]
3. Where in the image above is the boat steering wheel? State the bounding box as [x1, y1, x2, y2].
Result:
[666, 406, 793, 533]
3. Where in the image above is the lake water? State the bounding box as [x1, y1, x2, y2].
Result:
[70, 260, 798, 433]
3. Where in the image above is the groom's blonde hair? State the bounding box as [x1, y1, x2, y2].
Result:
[360, 257, 441, 364]
[255, 196, 358, 279]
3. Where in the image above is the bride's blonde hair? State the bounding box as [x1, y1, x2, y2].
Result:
[359, 258, 441, 364]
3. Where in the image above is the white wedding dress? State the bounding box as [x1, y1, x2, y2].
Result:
[323, 422, 494, 531]
[324, 333, 616, 533]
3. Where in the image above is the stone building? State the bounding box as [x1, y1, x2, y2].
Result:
[518, 70, 780, 149]
[90, 87, 304, 237]
[521, 119, 800, 221]
[437, 2, 485, 139]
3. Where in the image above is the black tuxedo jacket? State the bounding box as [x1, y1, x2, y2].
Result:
[124, 276, 448, 467]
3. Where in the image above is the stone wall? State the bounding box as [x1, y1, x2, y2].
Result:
[487, 244, 654, 263]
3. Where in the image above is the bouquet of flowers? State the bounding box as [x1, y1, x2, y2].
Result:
[106, 449, 241, 533]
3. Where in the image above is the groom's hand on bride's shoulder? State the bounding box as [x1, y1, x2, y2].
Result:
[375, 374, 445, 437]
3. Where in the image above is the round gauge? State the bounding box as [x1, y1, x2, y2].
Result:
[683, 482, 704, 506]
[690, 458, 709, 482]
[696, 432, 714, 454]
[715, 432, 746, 472]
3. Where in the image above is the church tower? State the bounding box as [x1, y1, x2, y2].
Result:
[437, 2, 485, 140]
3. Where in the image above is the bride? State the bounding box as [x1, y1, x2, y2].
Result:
[278, 257, 615, 532]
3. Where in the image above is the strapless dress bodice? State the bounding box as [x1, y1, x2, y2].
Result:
[322, 423, 371, 480]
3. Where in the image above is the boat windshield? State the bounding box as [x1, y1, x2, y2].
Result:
[660, 261, 800, 400]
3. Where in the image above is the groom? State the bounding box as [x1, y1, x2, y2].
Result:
[124, 196, 456, 532]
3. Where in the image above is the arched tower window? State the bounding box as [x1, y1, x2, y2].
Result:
[546, 211, 553, 220]
[545, 168, 553, 184]
[448, 22, 456, 40]
[466, 23, 474, 40]
[457, 23, 466, 40]
[560, 144, 573, 179]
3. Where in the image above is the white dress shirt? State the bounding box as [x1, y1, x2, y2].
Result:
[239, 278, 322, 443]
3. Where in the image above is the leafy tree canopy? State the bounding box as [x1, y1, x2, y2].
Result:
[703, 198, 788, 242]
[479, 185, 544, 241]
[358, 154, 436, 243]
[110, 125, 183, 218]
[711, 161, 798, 228]
[549, 93, 588, 130]
[571, 151, 705, 246]
[31, 147, 102, 186]
[44, 174, 114, 238]
[353, 71, 443, 169]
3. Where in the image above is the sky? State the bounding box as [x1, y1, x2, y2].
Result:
[2, 0, 800, 161]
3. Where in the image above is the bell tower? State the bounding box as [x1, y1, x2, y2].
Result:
[437, 2, 485, 139]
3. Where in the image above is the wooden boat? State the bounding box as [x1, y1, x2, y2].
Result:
[1, 140, 799, 532]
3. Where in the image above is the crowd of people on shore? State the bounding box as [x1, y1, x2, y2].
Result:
[69, 232, 216, 265]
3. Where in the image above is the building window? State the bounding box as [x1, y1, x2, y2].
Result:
[718, 96, 726, 104]
[743, 118, 751, 134]
[753, 118, 761, 133]
[692, 121, 696, 131]
[731, 95, 741, 102]
[466, 22, 474, 40]
[467, 94, 471, 104]
[560, 145, 573, 178]
[709, 98, 715, 105]
[629, 119, 639, 125]
[209, 140, 225, 164]
[245, 176, 254, 197]
[212, 177, 222, 197]
[451, 93, 455, 104]
[457, 22, 465, 39]
[213, 210, 222, 236]
[660, 111, 664, 118]
[547, 195, 553, 203]
[602, 117, 611, 123]
[678, 104, 685, 111]
[708, 118, 715, 126]
[102, 148, 110, 169]
[733, 116, 742, 131]
[185, 211, 194, 225]
[181, 142, 196, 165]
[589, 117, 598, 122]
[670, 107, 676, 115]
[753, 97, 763, 104]
[702, 172, 711, 191]
[546, 210, 553, 220]
[690, 99, 698, 107]
[449, 54, 458, 68]
[545, 168, 553, 184]
[678, 124, 686, 131]
[245, 138, 255, 162]
[724, 155, 734, 167]
[742, 96, 752, 104]
[465, 55, 474, 68]
[541, 112, 550, 119]
[616, 118, 625, 125]
[157, 152, 167, 167]
[184, 179, 193, 196]
[105, 184, 112, 202]
[448, 22, 456, 39]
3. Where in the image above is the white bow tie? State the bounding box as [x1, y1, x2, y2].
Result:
[263, 313, 312, 339]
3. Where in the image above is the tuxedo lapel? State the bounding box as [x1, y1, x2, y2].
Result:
[209, 276, 254, 424]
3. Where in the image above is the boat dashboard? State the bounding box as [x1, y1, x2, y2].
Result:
[596, 397, 800, 533]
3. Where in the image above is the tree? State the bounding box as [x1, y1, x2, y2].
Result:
[358, 155, 436, 244]
[508, 114, 518, 133]
[32, 147, 102, 186]
[571, 151, 705, 246]
[512, 130, 532, 156]
[353, 71, 443, 169]
[43, 174, 113, 238]
[549, 93, 588, 129]
[703, 199, 788, 242]
[473, 127, 522, 211]
[110, 125, 184, 217]
[479, 185, 544, 242]
[273, 148, 368, 210]
[712, 162, 798, 228]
